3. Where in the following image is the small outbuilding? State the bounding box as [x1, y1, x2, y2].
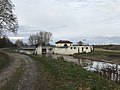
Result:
[19, 46, 36, 54]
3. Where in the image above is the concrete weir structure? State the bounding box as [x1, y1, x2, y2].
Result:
[35, 40, 94, 55]
[35, 46, 53, 55]
[19, 46, 36, 54]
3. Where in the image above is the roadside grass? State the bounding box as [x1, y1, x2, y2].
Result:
[32, 56, 120, 90]
[34, 59, 54, 90]
[73, 51, 120, 63]
[0, 52, 10, 70]
[0, 61, 25, 90]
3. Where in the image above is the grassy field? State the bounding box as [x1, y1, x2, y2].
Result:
[94, 48, 120, 52]
[73, 50, 120, 63]
[0, 52, 10, 70]
[32, 56, 120, 90]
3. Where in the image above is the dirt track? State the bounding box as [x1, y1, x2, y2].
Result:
[0, 53, 37, 90]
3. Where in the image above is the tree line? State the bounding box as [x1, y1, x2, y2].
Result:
[0, 36, 14, 48]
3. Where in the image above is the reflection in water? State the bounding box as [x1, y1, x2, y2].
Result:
[51, 54, 120, 83]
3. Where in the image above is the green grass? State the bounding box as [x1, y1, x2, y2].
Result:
[74, 51, 120, 63]
[0, 52, 10, 70]
[94, 48, 120, 52]
[32, 56, 120, 90]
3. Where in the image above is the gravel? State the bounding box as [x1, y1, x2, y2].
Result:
[0, 53, 37, 90]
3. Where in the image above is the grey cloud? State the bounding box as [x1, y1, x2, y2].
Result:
[10, 0, 120, 44]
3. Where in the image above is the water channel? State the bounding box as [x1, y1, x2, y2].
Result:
[50, 54, 120, 83]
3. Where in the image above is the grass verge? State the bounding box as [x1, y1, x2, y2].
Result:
[73, 51, 120, 63]
[0, 52, 10, 71]
[32, 55, 120, 90]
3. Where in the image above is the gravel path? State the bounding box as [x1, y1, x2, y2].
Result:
[16, 54, 37, 90]
[0, 52, 37, 90]
[0, 53, 23, 88]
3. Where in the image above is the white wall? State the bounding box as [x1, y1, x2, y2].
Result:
[53, 46, 93, 55]
[35, 46, 42, 55]
[56, 43, 73, 47]
[35, 45, 93, 55]
[46, 48, 53, 54]
[19, 50, 34, 54]
[35, 46, 53, 55]
[53, 48, 76, 55]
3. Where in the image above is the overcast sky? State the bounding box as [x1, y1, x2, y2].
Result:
[9, 0, 120, 44]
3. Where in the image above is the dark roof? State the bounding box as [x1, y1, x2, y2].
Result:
[55, 40, 73, 44]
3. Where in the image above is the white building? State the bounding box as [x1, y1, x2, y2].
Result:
[19, 46, 36, 54]
[35, 40, 94, 55]
[55, 40, 73, 47]
[35, 46, 53, 55]
[53, 40, 93, 55]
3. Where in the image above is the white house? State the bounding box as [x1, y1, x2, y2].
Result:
[53, 40, 93, 55]
[55, 40, 73, 47]
[35, 40, 94, 55]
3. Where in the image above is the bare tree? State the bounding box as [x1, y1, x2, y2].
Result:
[0, 36, 14, 48]
[28, 31, 52, 46]
[0, 0, 18, 37]
[28, 34, 37, 45]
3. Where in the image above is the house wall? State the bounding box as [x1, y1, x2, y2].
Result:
[35, 45, 93, 55]
[35, 46, 53, 55]
[53, 46, 93, 55]
[53, 47, 78, 55]
[46, 48, 53, 54]
[82, 46, 92, 53]
[56, 43, 73, 47]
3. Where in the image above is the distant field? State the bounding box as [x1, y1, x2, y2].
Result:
[0, 52, 10, 70]
[32, 56, 120, 90]
[94, 48, 120, 52]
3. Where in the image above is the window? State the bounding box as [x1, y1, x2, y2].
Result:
[74, 47, 76, 49]
[86, 47, 88, 49]
[82, 47, 84, 51]
[64, 43, 68, 47]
